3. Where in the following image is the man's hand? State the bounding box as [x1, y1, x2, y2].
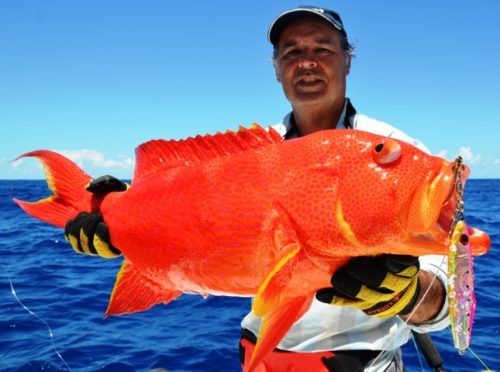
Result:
[64, 175, 127, 259]
[316, 255, 420, 318]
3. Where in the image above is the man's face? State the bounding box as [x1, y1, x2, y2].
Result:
[274, 17, 351, 108]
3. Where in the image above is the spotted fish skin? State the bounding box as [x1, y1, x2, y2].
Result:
[13, 125, 490, 371]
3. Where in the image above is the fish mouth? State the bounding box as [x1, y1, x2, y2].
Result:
[436, 158, 467, 235]
[404, 158, 468, 248]
[430, 158, 490, 255]
[404, 156, 490, 256]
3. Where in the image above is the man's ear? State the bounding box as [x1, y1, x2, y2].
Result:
[344, 53, 352, 75]
[274, 61, 281, 82]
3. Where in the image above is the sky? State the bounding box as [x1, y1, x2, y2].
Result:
[1, 0, 499, 179]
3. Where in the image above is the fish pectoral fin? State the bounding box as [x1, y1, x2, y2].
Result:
[263, 201, 306, 258]
[105, 260, 181, 317]
[247, 249, 324, 371]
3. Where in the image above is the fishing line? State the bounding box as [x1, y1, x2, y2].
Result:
[409, 332, 426, 372]
[0, 263, 72, 371]
[367, 254, 494, 371]
[452, 331, 494, 372]
[365, 256, 445, 370]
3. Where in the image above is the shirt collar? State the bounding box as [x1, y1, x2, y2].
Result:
[283, 98, 356, 139]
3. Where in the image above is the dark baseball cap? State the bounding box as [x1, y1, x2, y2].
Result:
[268, 6, 347, 45]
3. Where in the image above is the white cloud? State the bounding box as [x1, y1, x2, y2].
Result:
[8, 157, 44, 179]
[10, 157, 40, 170]
[432, 149, 500, 178]
[435, 150, 448, 160]
[436, 147, 482, 164]
[58, 149, 134, 169]
[458, 147, 481, 164]
[10, 158, 23, 170]
[6, 150, 134, 179]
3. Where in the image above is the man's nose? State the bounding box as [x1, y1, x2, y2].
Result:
[298, 54, 318, 69]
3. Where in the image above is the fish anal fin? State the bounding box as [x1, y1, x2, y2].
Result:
[247, 295, 313, 372]
[106, 260, 181, 317]
[133, 124, 282, 182]
[247, 246, 331, 371]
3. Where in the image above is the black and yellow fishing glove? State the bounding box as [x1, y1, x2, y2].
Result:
[316, 255, 420, 318]
[64, 175, 127, 259]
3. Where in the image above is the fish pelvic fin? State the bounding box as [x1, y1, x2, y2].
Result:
[106, 260, 181, 317]
[247, 247, 330, 371]
[13, 150, 93, 228]
[133, 124, 282, 182]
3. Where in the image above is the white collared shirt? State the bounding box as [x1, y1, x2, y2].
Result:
[241, 102, 450, 371]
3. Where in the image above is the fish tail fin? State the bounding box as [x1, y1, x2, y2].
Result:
[106, 260, 181, 317]
[13, 150, 93, 228]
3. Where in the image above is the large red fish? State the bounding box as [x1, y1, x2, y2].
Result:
[14, 125, 490, 371]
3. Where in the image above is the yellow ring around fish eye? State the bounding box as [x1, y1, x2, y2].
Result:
[372, 139, 401, 165]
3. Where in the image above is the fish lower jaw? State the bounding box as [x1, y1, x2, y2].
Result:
[403, 230, 449, 256]
[467, 227, 491, 255]
[406, 223, 489, 257]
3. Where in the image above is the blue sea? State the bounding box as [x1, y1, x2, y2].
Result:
[0, 179, 498, 371]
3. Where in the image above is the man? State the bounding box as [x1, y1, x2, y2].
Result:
[65, 6, 449, 372]
[238, 6, 449, 372]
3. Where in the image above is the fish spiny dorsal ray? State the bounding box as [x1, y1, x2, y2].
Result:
[132, 124, 282, 183]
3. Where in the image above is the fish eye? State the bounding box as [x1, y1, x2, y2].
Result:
[372, 139, 401, 165]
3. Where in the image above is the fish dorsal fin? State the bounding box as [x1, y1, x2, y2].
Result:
[133, 124, 282, 182]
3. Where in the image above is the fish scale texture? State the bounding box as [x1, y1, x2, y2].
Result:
[98, 128, 455, 294]
[13, 125, 491, 371]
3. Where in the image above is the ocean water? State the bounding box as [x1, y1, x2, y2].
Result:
[0, 179, 498, 372]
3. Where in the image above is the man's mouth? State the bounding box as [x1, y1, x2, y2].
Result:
[294, 73, 324, 85]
